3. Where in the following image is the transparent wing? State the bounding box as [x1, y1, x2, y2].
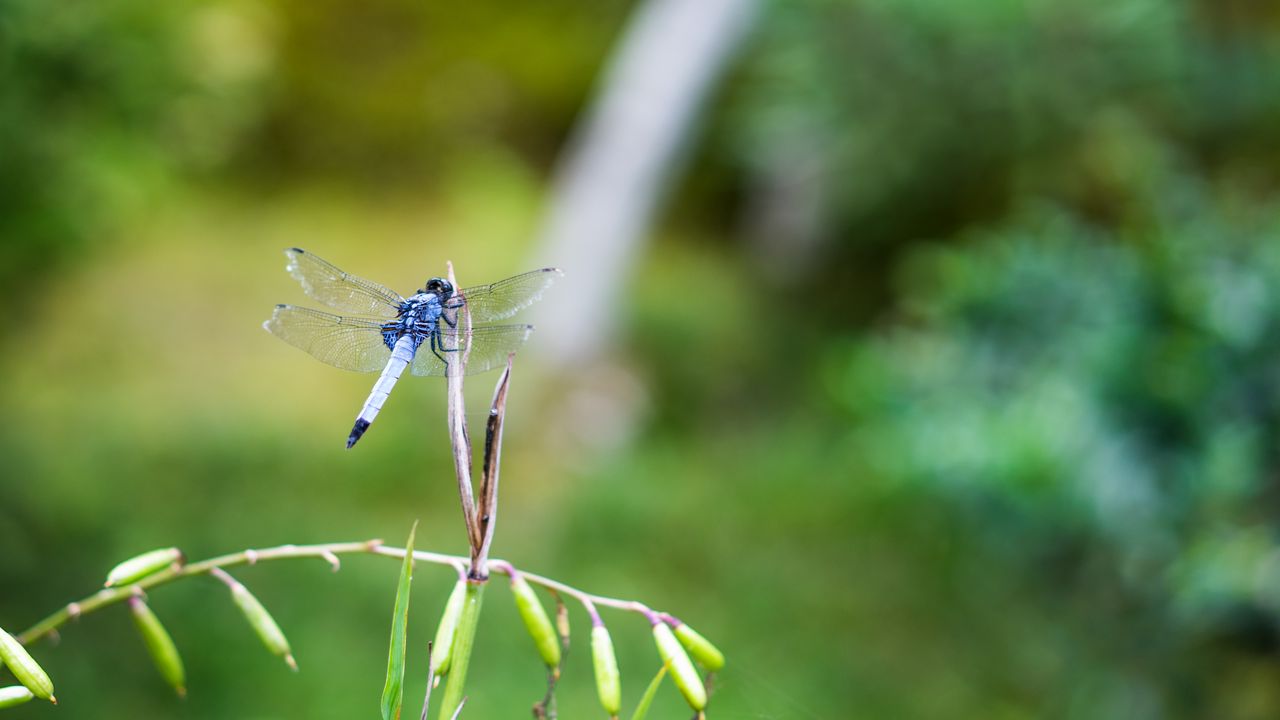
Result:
[410, 324, 535, 377]
[264, 304, 391, 373]
[452, 268, 562, 322]
[283, 248, 404, 319]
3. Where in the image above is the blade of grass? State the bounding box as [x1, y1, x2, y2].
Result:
[630, 661, 671, 720]
[382, 522, 418, 720]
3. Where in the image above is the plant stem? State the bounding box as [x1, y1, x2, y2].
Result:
[436, 580, 484, 719]
[444, 261, 482, 551]
[17, 540, 381, 645]
[17, 542, 653, 648]
[487, 559, 654, 618]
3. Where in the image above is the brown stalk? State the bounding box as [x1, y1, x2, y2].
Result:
[445, 261, 483, 551]
[472, 354, 513, 578]
[444, 263, 516, 578]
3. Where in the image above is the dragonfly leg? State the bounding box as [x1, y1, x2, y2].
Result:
[430, 331, 460, 368]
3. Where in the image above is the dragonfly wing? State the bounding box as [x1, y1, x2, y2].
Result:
[283, 248, 404, 319]
[453, 268, 562, 322]
[410, 324, 534, 377]
[264, 304, 392, 373]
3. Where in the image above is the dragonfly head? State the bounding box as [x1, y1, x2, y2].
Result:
[422, 277, 454, 299]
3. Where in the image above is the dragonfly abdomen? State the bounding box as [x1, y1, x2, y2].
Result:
[347, 335, 417, 448]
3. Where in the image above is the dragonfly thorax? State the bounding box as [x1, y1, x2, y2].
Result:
[380, 293, 447, 351]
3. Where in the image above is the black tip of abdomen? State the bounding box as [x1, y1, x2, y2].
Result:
[347, 418, 371, 449]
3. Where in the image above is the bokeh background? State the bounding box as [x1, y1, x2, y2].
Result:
[4, 0, 1280, 717]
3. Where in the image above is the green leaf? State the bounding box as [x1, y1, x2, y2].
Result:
[629, 661, 669, 720]
[381, 522, 417, 720]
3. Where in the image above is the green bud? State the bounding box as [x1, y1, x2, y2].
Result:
[106, 548, 184, 588]
[672, 621, 724, 672]
[509, 574, 560, 669]
[0, 626, 54, 703]
[231, 584, 296, 670]
[0, 686, 34, 709]
[432, 580, 467, 676]
[652, 622, 706, 711]
[129, 596, 186, 697]
[591, 624, 621, 716]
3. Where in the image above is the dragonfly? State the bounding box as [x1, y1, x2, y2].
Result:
[264, 248, 560, 449]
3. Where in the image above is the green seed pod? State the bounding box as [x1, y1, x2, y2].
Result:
[0, 686, 35, 709]
[509, 574, 561, 669]
[432, 579, 467, 676]
[672, 621, 724, 672]
[231, 584, 296, 670]
[0, 626, 54, 703]
[652, 622, 706, 711]
[591, 624, 621, 716]
[106, 548, 184, 587]
[129, 596, 186, 697]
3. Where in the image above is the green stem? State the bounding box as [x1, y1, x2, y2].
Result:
[17, 542, 652, 650]
[436, 580, 485, 719]
[17, 540, 386, 645]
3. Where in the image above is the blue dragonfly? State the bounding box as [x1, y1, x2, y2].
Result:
[264, 248, 560, 448]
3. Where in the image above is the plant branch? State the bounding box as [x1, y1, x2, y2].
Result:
[17, 540, 383, 646]
[17, 543, 656, 648]
[488, 560, 654, 619]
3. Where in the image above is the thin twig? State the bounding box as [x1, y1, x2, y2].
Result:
[445, 261, 482, 551]
[489, 560, 655, 618]
[419, 640, 436, 720]
[533, 665, 560, 719]
[16, 540, 385, 645]
[18, 543, 657, 648]
[206, 567, 238, 589]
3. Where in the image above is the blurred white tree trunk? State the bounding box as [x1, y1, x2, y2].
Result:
[531, 0, 759, 367]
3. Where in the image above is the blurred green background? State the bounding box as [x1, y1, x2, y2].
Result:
[5, 0, 1280, 717]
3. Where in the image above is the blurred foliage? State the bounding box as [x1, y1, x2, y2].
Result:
[728, 0, 1280, 314]
[250, 0, 629, 183]
[830, 192, 1280, 716]
[0, 0, 268, 316]
[5, 0, 1280, 718]
[0, 0, 174, 313]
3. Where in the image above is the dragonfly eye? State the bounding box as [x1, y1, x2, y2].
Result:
[424, 277, 454, 297]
